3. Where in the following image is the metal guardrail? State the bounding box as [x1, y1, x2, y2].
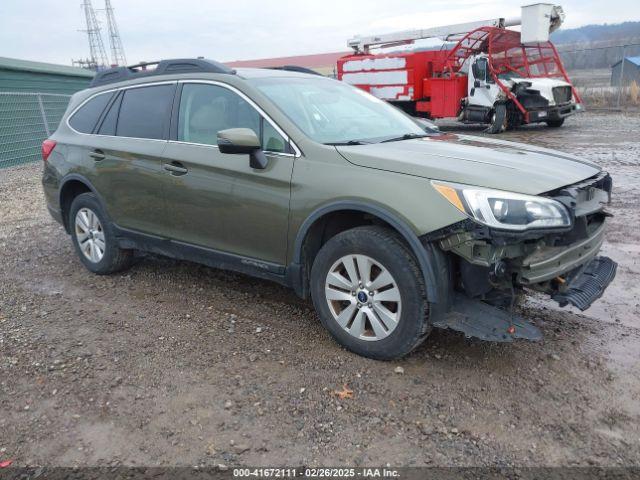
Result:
[0, 92, 71, 169]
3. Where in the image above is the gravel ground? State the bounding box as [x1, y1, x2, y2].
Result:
[0, 112, 639, 468]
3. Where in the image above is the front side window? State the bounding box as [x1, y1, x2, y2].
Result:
[178, 83, 288, 153]
[250, 76, 424, 145]
[262, 120, 286, 153]
[116, 84, 174, 139]
[68, 92, 113, 133]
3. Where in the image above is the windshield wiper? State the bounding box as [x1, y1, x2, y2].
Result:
[380, 133, 430, 143]
[323, 140, 370, 146]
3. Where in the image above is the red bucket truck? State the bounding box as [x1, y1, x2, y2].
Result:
[338, 4, 582, 133]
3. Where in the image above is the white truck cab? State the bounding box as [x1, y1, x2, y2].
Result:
[466, 53, 582, 133]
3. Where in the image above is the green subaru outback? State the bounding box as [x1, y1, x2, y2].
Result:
[41, 58, 616, 359]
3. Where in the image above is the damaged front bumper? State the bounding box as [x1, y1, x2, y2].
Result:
[553, 256, 617, 311]
[429, 171, 617, 341]
[527, 102, 582, 123]
[518, 221, 606, 285]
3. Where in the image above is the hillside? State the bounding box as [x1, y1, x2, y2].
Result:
[552, 22, 640, 69]
[552, 21, 640, 45]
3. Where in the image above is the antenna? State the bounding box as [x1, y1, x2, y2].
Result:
[80, 0, 109, 70]
[104, 0, 127, 66]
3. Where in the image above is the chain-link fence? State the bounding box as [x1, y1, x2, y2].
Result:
[559, 42, 640, 110]
[0, 92, 71, 169]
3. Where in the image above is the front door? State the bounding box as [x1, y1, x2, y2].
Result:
[160, 82, 295, 265]
[469, 56, 501, 108]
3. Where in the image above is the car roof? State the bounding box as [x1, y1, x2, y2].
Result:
[89, 58, 324, 90]
[234, 67, 323, 79]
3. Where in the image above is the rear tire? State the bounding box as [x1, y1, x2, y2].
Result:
[69, 193, 133, 275]
[486, 103, 507, 134]
[310, 226, 431, 360]
[546, 118, 565, 128]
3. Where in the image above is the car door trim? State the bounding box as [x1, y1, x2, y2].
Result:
[165, 139, 296, 158]
[65, 80, 177, 142]
[111, 224, 288, 284]
[65, 79, 302, 158]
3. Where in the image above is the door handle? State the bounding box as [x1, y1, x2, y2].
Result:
[163, 162, 188, 175]
[89, 149, 105, 161]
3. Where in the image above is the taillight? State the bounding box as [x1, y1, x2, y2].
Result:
[41, 139, 57, 162]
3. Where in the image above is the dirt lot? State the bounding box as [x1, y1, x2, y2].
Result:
[1, 112, 639, 468]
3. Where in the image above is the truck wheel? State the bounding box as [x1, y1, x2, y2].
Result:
[486, 103, 507, 134]
[69, 193, 133, 275]
[546, 118, 565, 128]
[310, 226, 431, 360]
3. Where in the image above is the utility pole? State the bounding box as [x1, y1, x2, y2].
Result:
[104, 0, 127, 66]
[81, 0, 109, 70]
[616, 44, 627, 108]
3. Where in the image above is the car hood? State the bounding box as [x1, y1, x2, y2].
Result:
[336, 133, 600, 195]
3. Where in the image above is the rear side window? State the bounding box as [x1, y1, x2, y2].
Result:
[68, 92, 113, 133]
[116, 84, 174, 139]
[97, 92, 122, 136]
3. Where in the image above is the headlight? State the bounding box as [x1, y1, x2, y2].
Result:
[433, 181, 571, 231]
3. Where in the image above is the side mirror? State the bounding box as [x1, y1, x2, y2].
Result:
[217, 128, 268, 169]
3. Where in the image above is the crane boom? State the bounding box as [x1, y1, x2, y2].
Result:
[348, 4, 565, 53]
[348, 17, 520, 52]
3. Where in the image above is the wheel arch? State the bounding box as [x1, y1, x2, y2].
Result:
[290, 201, 441, 303]
[58, 174, 104, 233]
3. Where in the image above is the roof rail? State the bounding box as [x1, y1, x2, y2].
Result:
[89, 58, 235, 87]
[268, 65, 322, 76]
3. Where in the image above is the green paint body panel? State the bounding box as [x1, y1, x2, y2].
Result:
[42, 67, 605, 297]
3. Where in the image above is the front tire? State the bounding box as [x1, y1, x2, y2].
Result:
[310, 226, 431, 360]
[69, 193, 133, 275]
[486, 103, 507, 134]
[546, 118, 565, 128]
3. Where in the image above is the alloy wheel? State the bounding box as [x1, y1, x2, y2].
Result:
[324, 254, 401, 341]
[75, 207, 105, 263]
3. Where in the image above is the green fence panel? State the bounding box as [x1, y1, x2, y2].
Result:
[0, 92, 71, 169]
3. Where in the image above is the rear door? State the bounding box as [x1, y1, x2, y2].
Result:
[160, 81, 295, 265]
[87, 82, 176, 235]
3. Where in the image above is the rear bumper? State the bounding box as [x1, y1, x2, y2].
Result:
[528, 103, 582, 123]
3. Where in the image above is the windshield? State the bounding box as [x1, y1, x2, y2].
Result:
[498, 71, 524, 80]
[249, 76, 425, 144]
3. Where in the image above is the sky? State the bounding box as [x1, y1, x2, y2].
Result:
[0, 0, 638, 66]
